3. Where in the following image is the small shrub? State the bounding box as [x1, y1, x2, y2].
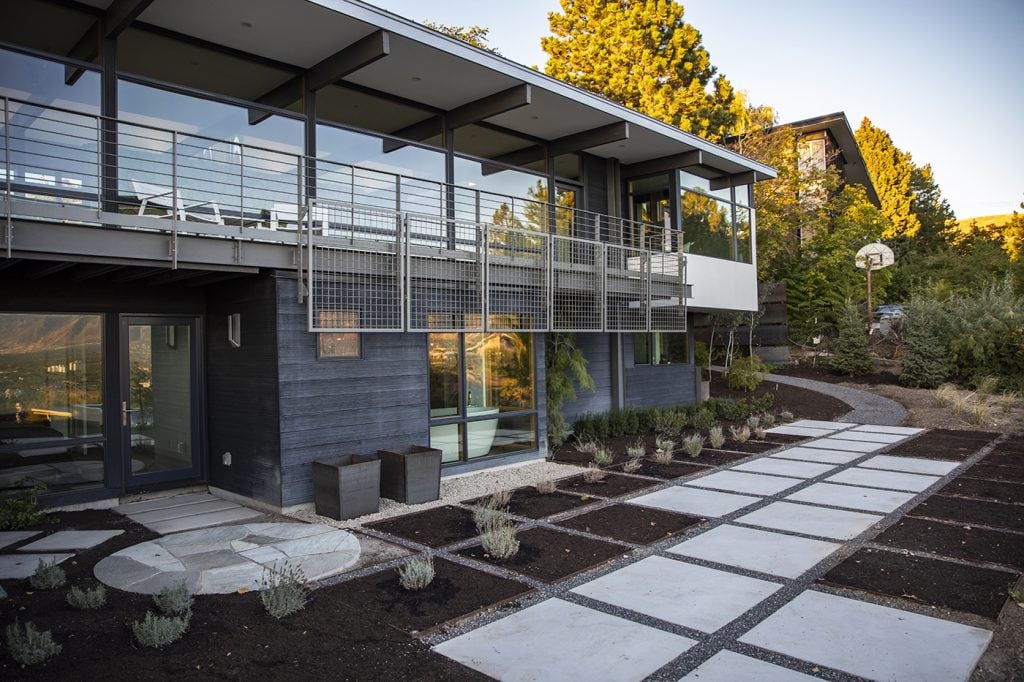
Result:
[592, 446, 614, 467]
[1010, 587, 1024, 607]
[934, 383, 957, 407]
[472, 501, 510, 532]
[900, 296, 950, 388]
[625, 438, 646, 460]
[746, 415, 761, 429]
[488, 490, 512, 509]
[534, 479, 557, 495]
[760, 412, 776, 427]
[727, 355, 766, 391]
[650, 447, 673, 465]
[573, 440, 599, 454]
[259, 564, 309, 619]
[621, 407, 640, 435]
[572, 414, 599, 443]
[622, 458, 643, 474]
[968, 400, 991, 426]
[132, 611, 189, 648]
[689, 407, 716, 431]
[952, 393, 972, 418]
[708, 425, 726, 449]
[975, 375, 1000, 397]
[4, 620, 61, 665]
[66, 584, 107, 610]
[652, 409, 686, 437]
[582, 463, 608, 483]
[729, 425, 751, 443]
[999, 391, 1020, 413]
[779, 409, 794, 422]
[654, 435, 675, 454]
[0, 485, 52, 531]
[480, 519, 519, 560]
[152, 581, 193, 616]
[753, 426, 767, 440]
[682, 435, 704, 458]
[590, 412, 610, 440]
[607, 410, 628, 438]
[397, 556, 435, 591]
[829, 303, 874, 376]
[29, 559, 67, 590]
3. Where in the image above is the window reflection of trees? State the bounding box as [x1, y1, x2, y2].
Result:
[681, 191, 734, 260]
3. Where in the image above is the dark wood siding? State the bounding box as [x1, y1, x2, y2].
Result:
[275, 276, 430, 507]
[623, 333, 699, 408]
[561, 332, 613, 423]
[582, 153, 609, 217]
[205, 274, 282, 506]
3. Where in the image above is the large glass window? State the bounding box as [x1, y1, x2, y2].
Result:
[428, 332, 537, 464]
[454, 156, 549, 231]
[633, 332, 688, 365]
[0, 313, 105, 494]
[680, 190, 734, 260]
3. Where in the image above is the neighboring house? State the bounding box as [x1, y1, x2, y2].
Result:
[0, 0, 774, 511]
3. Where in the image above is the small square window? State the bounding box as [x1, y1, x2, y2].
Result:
[318, 311, 360, 358]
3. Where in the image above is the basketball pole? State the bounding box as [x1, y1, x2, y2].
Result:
[865, 253, 880, 332]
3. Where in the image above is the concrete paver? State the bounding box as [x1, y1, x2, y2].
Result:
[668, 525, 840, 579]
[630, 486, 761, 518]
[735, 501, 883, 540]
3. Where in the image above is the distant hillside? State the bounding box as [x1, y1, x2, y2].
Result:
[957, 214, 1013, 229]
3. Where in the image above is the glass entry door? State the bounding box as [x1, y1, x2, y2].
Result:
[120, 317, 202, 487]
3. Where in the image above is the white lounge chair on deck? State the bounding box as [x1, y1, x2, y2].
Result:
[131, 180, 223, 224]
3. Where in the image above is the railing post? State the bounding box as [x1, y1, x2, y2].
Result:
[599, 242, 607, 333]
[238, 145, 245, 233]
[4, 97, 11, 258]
[482, 223, 490, 332]
[402, 213, 411, 332]
[546, 233, 554, 332]
[645, 252, 652, 332]
[303, 196, 312, 309]
[170, 130, 178, 269]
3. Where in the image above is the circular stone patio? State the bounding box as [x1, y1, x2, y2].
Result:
[94, 523, 360, 595]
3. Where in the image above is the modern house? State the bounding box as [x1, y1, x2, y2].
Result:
[0, 0, 774, 511]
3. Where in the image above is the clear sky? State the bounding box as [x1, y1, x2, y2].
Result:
[369, 0, 1024, 219]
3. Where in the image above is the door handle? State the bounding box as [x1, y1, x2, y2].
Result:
[121, 401, 128, 427]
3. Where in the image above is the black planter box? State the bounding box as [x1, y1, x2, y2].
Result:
[312, 454, 381, 520]
[378, 445, 442, 504]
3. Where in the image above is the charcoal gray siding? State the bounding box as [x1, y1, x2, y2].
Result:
[622, 334, 699, 409]
[561, 333, 613, 423]
[206, 274, 283, 505]
[275, 276, 430, 507]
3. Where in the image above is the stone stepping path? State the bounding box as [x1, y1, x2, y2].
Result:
[432, 423, 998, 681]
[0, 531, 40, 550]
[94, 523, 360, 594]
[0, 553, 74, 579]
[20, 530, 123, 552]
[114, 491, 262, 534]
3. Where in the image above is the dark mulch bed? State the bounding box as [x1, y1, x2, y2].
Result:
[937, 477, 1024, 505]
[0, 511, 482, 682]
[555, 472, 660, 498]
[710, 377, 852, 422]
[717, 440, 778, 454]
[691, 449, 751, 466]
[883, 429, 998, 460]
[330, 557, 532, 636]
[874, 517, 1024, 571]
[820, 547, 1017, 619]
[772, 363, 901, 387]
[609, 460, 708, 480]
[458, 526, 625, 583]
[467, 487, 596, 520]
[964, 462, 1024, 484]
[555, 504, 704, 545]
[985, 451, 1024, 468]
[908, 495, 1024, 532]
[366, 505, 484, 548]
[764, 433, 811, 444]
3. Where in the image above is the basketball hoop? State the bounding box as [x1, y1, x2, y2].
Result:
[855, 243, 895, 331]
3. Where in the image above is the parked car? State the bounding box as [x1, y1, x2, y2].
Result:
[876, 304, 905, 320]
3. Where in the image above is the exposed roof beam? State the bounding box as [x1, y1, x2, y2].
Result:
[26, 261, 76, 280]
[384, 84, 532, 152]
[108, 266, 166, 283]
[709, 170, 758, 191]
[181, 271, 252, 288]
[64, 0, 155, 85]
[144, 269, 210, 286]
[490, 121, 630, 168]
[622, 150, 702, 178]
[71, 263, 123, 281]
[249, 30, 390, 125]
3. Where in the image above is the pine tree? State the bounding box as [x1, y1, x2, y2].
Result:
[423, 23, 500, 54]
[899, 297, 950, 388]
[855, 118, 920, 239]
[829, 303, 873, 376]
[542, 0, 739, 142]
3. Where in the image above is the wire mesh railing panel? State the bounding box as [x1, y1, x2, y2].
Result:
[407, 213, 484, 332]
[486, 225, 549, 332]
[605, 244, 648, 332]
[551, 235, 602, 331]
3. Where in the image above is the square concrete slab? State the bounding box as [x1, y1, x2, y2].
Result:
[735, 501, 883, 540]
[681, 650, 821, 681]
[20, 530, 124, 552]
[827, 431, 907, 444]
[790, 420, 852, 431]
[0, 531, 40, 549]
[767, 426, 836, 438]
[770, 447, 863, 465]
[433, 598, 695, 682]
[825, 468, 940, 493]
[668, 525, 840, 579]
[807, 438, 885, 453]
[0, 553, 75, 579]
[850, 424, 924, 436]
[146, 506, 263, 535]
[630, 487, 761, 518]
[685, 470, 804, 496]
[732, 458, 837, 479]
[786, 483, 917, 514]
[572, 556, 780, 633]
[739, 590, 992, 681]
[858, 455, 959, 476]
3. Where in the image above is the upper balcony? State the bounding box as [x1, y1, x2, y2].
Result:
[1, 97, 696, 333]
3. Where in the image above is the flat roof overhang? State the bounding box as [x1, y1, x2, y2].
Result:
[68, 0, 775, 181]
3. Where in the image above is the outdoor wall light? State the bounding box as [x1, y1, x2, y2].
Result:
[228, 313, 241, 348]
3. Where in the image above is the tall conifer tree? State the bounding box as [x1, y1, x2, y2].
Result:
[855, 117, 920, 239]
